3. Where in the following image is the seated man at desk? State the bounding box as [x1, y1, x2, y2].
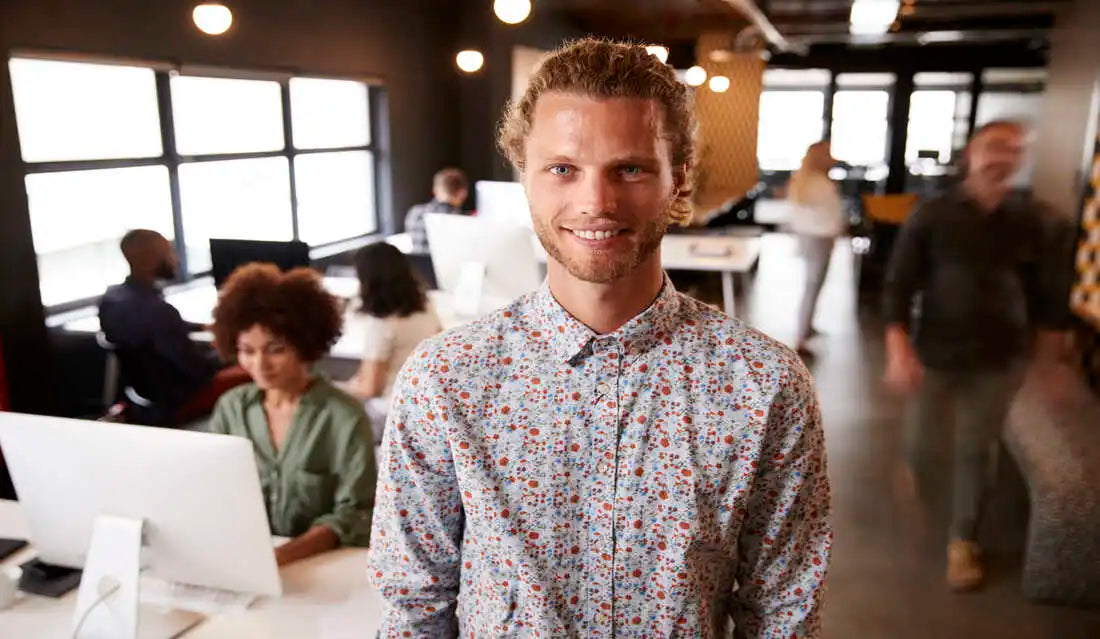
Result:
[99, 229, 249, 425]
[404, 167, 470, 255]
[209, 264, 376, 565]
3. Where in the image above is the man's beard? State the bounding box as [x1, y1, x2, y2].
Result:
[533, 202, 671, 284]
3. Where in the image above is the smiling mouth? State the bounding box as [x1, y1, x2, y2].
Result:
[569, 228, 626, 241]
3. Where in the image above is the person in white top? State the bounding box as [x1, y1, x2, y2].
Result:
[343, 243, 442, 443]
[786, 141, 846, 354]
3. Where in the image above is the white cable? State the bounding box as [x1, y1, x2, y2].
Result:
[71, 582, 121, 639]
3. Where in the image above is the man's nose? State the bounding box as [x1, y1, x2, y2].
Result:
[577, 172, 617, 216]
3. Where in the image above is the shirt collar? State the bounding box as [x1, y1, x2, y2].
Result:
[240, 375, 330, 406]
[530, 274, 683, 363]
[123, 276, 163, 297]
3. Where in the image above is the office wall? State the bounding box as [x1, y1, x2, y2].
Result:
[1033, 0, 1100, 216]
[0, 0, 466, 412]
[693, 33, 765, 217]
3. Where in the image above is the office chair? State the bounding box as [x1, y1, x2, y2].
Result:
[94, 332, 157, 423]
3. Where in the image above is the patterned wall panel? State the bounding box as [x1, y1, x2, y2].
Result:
[691, 33, 764, 220]
[1072, 130, 1100, 393]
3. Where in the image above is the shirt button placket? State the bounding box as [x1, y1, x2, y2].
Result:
[587, 338, 619, 635]
[602, 340, 626, 635]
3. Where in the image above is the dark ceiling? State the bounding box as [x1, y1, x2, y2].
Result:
[542, 0, 1068, 64]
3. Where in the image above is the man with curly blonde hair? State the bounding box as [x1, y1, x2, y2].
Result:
[370, 38, 831, 638]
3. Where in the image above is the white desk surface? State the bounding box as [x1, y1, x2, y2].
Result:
[57, 277, 512, 362]
[659, 234, 760, 273]
[0, 499, 382, 638]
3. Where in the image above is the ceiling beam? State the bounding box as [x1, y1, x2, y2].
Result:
[769, 0, 1068, 20]
[776, 14, 1055, 34]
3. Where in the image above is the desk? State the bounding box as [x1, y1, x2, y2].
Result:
[0, 500, 382, 638]
[55, 277, 511, 362]
[659, 235, 759, 316]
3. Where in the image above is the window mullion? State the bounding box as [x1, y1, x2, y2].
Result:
[281, 80, 300, 241]
[155, 71, 188, 280]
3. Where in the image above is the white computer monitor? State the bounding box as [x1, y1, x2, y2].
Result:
[424, 212, 543, 302]
[474, 180, 532, 228]
[0, 412, 281, 635]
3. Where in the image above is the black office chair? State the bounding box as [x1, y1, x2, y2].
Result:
[702, 182, 767, 229]
[94, 332, 162, 425]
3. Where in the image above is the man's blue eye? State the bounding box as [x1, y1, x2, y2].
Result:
[621, 166, 642, 176]
[549, 165, 572, 176]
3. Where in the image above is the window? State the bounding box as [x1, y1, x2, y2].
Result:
[7, 56, 381, 309]
[9, 58, 162, 162]
[290, 77, 371, 149]
[905, 72, 973, 167]
[295, 151, 376, 245]
[758, 92, 826, 171]
[179, 157, 294, 272]
[829, 73, 894, 177]
[170, 76, 285, 155]
[906, 91, 957, 164]
[831, 91, 890, 168]
[26, 166, 173, 307]
[757, 69, 829, 171]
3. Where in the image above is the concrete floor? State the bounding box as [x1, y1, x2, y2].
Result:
[728, 234, 1100, 639]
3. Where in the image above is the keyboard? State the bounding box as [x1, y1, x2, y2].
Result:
[141, 577, 259, 615]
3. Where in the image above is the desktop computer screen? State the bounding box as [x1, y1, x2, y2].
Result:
[0, 412, 281, 598]
[423, 213, 543, 301]
[209, 239, 311, 288]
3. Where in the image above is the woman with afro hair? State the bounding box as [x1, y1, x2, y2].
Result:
[208, 263, 375, 566]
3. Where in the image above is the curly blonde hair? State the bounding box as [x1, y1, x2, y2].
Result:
[498, 38, 697, 225]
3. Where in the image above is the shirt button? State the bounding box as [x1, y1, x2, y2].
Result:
[596, 382, 611, 395]
[596, 611, 610, 625]
[597, 461, 612, 474]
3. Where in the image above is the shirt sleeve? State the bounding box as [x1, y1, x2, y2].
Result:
[883, 205, 929, 327]
[312, 409, 377, 547]
[206, 394, 231, 435]
[361, 315, 396, 363]
[368, 346, 463, 638]
[149, 300, 216, 386]
[730, 356, 832, 639]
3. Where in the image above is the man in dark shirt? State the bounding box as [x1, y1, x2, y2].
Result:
[99, 230, 247, 425]
[403, 167, 469, 255]
[883, 121, 1074, 592]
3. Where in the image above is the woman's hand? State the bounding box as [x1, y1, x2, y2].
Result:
[273, 525, 339, 567]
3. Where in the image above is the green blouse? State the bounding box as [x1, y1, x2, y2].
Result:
[208, 377, 376, 546]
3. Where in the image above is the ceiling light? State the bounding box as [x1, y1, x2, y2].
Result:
[494, 0, 531, 25]
[645, 45, 669, 64]
[192, 3, 232, 36]
[456, 50, 485, 73]
[709, 75, 731, 93]
[684, 65, 707, 87]
[850, 0, 900, 35]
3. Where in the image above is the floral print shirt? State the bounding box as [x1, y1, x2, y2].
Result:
[369, 277, 832, 638]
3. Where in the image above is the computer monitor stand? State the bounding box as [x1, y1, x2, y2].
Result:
[72, 514, 143, 639]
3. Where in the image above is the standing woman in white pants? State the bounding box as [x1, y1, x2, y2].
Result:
[787, 141, 846, 354]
